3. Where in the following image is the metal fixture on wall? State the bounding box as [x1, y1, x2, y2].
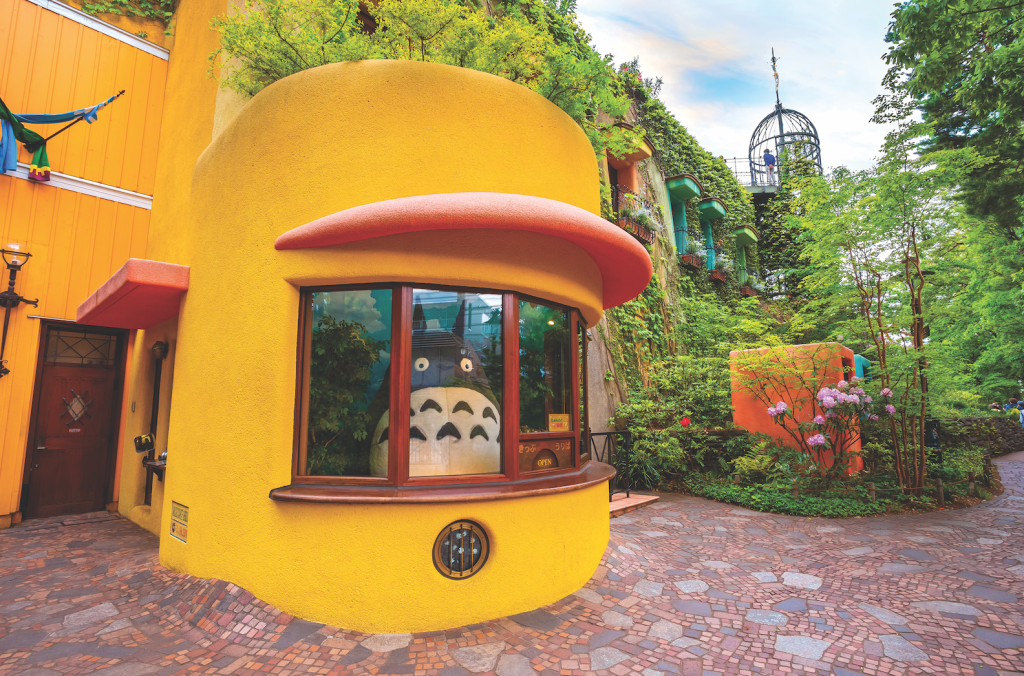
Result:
[432, 520, 489, 580]
[0, 248, 39, 379]
[144, 341, 168, 505]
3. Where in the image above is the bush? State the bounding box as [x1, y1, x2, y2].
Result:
[677, 473, 890, 518]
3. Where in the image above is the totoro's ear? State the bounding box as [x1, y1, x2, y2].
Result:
[413, 302, 426, 331]
[452, 300, 467, 337]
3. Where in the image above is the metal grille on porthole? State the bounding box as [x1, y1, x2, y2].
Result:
[433, 520, 489, 579]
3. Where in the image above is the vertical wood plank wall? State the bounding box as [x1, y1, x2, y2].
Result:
[0, 0, 167, 522]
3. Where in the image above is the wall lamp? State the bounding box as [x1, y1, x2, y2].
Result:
[0, 248, 39, 379]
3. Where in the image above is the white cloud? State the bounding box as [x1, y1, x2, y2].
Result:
[576, 0, 897, 171]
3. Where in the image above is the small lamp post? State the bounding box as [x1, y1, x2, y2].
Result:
[0, 248, 40, 379]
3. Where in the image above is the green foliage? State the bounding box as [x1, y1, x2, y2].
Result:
[791, 76, 988, 491]
[211, 0, 638, 158]
[307, 315, 389, 476]
[80, 0, 176, 28]
[755, 142, 821, 298]
[640, 97, 755, 260]
[677, 473, 889, 517]
[887, 0, 1024, 142]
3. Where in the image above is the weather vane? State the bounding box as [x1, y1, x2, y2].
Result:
[770, 48, 780, 105]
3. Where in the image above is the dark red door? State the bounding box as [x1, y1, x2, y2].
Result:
[25, 329, 123, 518]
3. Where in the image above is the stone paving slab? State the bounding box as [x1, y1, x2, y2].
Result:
[2, 454, 1024, 675]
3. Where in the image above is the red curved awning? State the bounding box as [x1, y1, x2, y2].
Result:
[274, 192, 653, 310]
[77, 259, 189, 329]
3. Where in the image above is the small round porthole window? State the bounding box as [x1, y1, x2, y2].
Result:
[433, 520, 489, 580]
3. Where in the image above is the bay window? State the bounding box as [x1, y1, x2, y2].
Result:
[292, 285, 590, 487]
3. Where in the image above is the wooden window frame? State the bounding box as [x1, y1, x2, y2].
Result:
[291, 284, 587, 489]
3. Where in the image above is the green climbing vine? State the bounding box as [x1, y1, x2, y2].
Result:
[79, 0, 176, 30]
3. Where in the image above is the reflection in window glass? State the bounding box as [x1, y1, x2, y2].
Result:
[306, 289, 392, 477]
[385, 289, 502, 477]
[519, 301, 571, 434]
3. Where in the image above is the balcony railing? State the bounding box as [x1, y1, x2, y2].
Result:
[611, 184, 660, 246]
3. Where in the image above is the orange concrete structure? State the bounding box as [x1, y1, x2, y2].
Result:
[730, 342, 863, 474]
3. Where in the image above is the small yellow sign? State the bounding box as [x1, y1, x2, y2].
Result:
[170, 501, 188, 543]
[548, 414, 570, 432]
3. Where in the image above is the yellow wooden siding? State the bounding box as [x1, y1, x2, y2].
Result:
[0, 0, 165, 520]
[0, 178, 152, 517]
[0, 0, 167, 194]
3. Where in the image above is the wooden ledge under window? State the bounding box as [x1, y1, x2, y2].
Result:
[269, 462, 615, 504]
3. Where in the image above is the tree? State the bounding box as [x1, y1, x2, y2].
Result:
[794, 80, 984, 493]
[886, 0, 1024, 235]
[210, 0, 640, 157]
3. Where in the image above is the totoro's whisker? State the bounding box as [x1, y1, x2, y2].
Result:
[483, 407, 497, 422]
[453, 401, 474, 415]
[378, 427, 389, 442]
[470, 425, 488, 441]
[410, 426, 427, 441]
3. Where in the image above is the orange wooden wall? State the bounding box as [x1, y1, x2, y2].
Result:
[0, 0, 166, 522]
[0, 0, 167, 191]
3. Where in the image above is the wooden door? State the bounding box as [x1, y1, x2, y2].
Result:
[25, 329, 123, 518]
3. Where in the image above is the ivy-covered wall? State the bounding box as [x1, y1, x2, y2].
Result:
[588, 93, 763, 431]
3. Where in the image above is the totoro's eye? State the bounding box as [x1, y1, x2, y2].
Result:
[460, 358, 473, 372]
[414, 357, 429, 372]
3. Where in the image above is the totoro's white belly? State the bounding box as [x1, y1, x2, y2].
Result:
[369, 387, 501, 477]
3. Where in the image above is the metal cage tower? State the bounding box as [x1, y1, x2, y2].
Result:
[747, 50, 822, 186]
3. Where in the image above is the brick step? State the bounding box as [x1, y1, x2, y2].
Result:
[609, 492, 659, 517]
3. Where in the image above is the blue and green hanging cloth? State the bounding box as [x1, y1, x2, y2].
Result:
[0, 91, 124, 182]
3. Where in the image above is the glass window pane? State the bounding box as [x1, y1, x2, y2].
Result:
[518, 300, 571, 434]
[46, 331, 117, 366]
[306, 289, 392, 477]
[408, 289, 503, 477]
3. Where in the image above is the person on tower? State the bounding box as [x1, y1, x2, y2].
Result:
[763, 148, 777, 184]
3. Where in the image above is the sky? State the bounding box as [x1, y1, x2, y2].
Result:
[576, 0, 898, 171]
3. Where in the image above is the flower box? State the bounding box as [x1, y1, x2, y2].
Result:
[740, 285, 758, 297]
[680, 253, 703, 270]
[617, 217, 655, 246]
[709, 269, 727, 283]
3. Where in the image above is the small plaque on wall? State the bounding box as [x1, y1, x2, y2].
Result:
[170, 501, 189, 543]
[548, 414, 570, 432]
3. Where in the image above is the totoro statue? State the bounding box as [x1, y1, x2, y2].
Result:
[369, 299, 501, 477]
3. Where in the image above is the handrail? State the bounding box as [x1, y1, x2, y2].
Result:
[590, 430, 632, 500]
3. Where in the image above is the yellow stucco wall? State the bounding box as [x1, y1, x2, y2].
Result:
[155, 60, 611, 631]
[119, 319, 177, 534]
[115, 0, 228, 533]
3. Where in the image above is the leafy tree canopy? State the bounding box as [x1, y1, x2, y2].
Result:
[211, 0, 641, 156]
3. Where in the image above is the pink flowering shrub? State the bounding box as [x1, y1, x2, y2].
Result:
[766, 377, 895, 482]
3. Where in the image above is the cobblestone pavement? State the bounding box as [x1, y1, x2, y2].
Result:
[2, 453, 1024, 676]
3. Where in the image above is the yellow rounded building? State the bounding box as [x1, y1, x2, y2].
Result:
[77, 60, 652, 632]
